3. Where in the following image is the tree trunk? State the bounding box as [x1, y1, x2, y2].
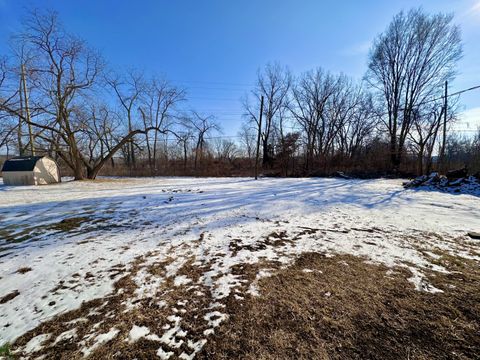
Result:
[262, 139, 269, 166]
[73, 162, 85, 180]
[183, 142, 187, 172]
[417, 145, 425, 175]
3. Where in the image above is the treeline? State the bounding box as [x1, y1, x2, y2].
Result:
[0, 8, 478, 179]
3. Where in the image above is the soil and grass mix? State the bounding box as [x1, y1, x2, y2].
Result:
[200, 252, 480, 360]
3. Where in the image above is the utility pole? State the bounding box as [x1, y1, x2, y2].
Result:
[440, 80, 448, 169]
[254, 95, 264, 180]
[21, 63, 35, 156]
[18, 72, 24, 156]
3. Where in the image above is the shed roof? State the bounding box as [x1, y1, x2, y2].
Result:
[1, 156, 45, 172]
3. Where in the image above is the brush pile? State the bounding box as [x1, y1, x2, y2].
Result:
[403, 168, 480, 195]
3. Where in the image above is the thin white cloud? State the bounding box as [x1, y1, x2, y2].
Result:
[455, 0, 480, 24]
[341, 40, 371, 57]
[454, 107, 480, 132]
[469, 1, 480, 14]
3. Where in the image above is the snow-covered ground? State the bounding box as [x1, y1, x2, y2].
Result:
[0, 177, 479, 357]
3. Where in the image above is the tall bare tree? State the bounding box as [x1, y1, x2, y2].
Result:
[0, 10, 178, 179]
[238, 123, 256, 161]
[0, 10, 104, 179]
[290, 68, 336, 172]
[106, 70, 145, 169]
[185, 112, 220, 171]
[366, 8, 462, 171]
[244, 63, 291, 166]
[139, 78, 185, 174]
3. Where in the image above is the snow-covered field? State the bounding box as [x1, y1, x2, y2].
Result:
[0, 177, 479, 358]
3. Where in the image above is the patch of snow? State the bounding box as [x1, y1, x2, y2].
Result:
[204, 311, 227, 328]
[246, 283, 260, 297]
[173, 275, 192, 287]
[1, 176, 479, 346]
[82, 328, 119, 357]
[24, 333, 51, 353]
[157, 346, 174, 359]
[180, 339, 207, 360]
[159, 315, 185, 349]
[210, 273, 242, 299]
[53, 328, 77, 345]
[145, 333, 161, 341]
[127, 325, 150, 343]
[408, 267, 444, 293]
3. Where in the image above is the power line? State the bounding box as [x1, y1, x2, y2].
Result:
[436, 84, 480, 101]
[172, 80, 255, 87]
[185, 86, 249, 91]
[408, 83, 480, 106]
[373, 83, 480, 118]
[188, 97, 242, 101]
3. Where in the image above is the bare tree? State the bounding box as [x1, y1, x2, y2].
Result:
[175, 129, 193, 172]
[213, 138, 238, 164]
[0, 57, 18, 151]
[185, 112, 220, 171]
[338, 88, 377, 159]
[408, 96, 459, 174]
[289, 68, 336, 172]
[106, 70, 145, 169]
[0, 10, 178, 179]
[244, 63, 291, 166]
[366, 8, 462, 171]
[238, 123, 256, 161]
[0, 10, 104, 179]
[139, 77, 185, 174]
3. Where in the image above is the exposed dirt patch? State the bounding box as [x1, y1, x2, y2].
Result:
[0, 290, 20, 304]
[199, 253, 480, 360]
[16, 267, 32, 274]
[264, 231, 292, 247]
[229, 230, 296, 257]
[48, 217, 92, 232]
[0, 225, 39, 244]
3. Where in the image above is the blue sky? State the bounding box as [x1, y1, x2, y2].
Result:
[0, 0, 479, 136]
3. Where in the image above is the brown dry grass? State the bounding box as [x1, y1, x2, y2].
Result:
[9, 248, 480, 359]
[11, 253, 217, 359]
[199, 253, 480, 360]
[48, 217, 92, 232]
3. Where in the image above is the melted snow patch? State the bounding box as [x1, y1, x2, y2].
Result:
[173, 275, 192, 287]
[157, 315, 186, 350]
[82, 328, 119, 357]
[211, 273, 243, 299]
[180, 339, 208, 360]
[246, 283, 260, 297]
[157, 346, 174, 359]
[204, 311, 227, 328]
[53, 328, 77, 345]
[24, 333, 51, 353]
[127, 325, 150, 343]
[408, 267, 444, 293]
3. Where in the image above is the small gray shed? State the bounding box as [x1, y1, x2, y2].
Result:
[1, 156, 61, 185]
